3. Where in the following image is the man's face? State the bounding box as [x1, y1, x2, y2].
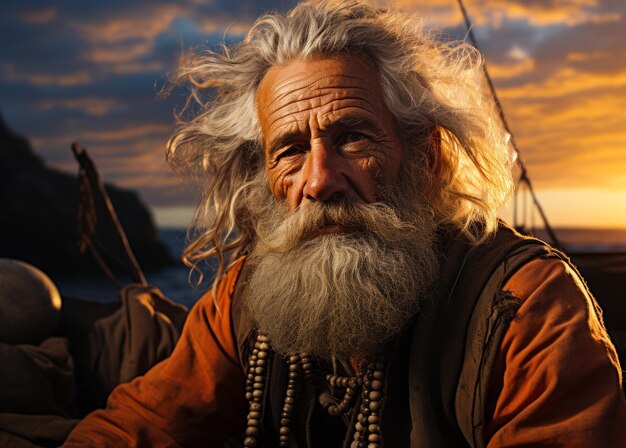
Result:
[256, 56, 406, 213]
[247, 57, 437, 358]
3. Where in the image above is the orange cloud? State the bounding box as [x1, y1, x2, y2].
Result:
[27, 72, 92, 87]
[35, 97, 121, 116]
[567, 50, 626, 62]
[87, 42, 154, 64]
[200, 18, 252, 36]
[2, 61, 92, 86]
[488, 1, 619, 27]
[489, 57, 536, 80]
[500, 68, 626, 99]
[19, 7, 58, 25]
[500, 83, 626, 191]
[381, 0, 621, 28]
[71, 4, 184, 44]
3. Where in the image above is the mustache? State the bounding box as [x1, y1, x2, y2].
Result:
[254, 199, 423, 254]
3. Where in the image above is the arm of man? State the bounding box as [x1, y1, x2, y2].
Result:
[485, 258, 626, 447]
[63, 259, 247, 447]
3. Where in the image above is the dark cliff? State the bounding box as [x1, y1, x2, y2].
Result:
[0, 117, 174, 276]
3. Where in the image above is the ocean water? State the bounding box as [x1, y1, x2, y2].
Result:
[56, 226, 626, 307]
[56, 229, 211, 308]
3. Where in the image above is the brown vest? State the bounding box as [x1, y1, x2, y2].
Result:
[230, 224, 573, 447]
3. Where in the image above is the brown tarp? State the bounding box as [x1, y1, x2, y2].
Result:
[0, 284, 188, 447]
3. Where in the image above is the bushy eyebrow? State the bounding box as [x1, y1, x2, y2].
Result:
[331, 115, 381, 132]
[267, 130, 304, 157]
[266, 113, 384, 156]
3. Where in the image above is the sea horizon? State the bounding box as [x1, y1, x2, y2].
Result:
[55, 226, 626, 307]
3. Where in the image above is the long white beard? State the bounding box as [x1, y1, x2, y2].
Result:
[241, 188, 439, 359]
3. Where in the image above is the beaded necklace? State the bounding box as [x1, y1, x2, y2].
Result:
[243, 332, 387, 447]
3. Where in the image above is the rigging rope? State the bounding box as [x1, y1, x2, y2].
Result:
[455, 0, 561, 248]
[73, 142, 148, 286]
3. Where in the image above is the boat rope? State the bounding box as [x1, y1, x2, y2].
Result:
[73, 142, 148, 286]
[455, 0, 562, 248]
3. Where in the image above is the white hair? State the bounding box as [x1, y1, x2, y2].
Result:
[166, 0, 514, 285]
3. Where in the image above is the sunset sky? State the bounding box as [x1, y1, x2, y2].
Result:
[2, 0, 625, 229]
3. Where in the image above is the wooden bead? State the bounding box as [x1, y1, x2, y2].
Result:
[369, 401, 380, 411]
[371, 380, 383, 391]
[243, 436, 257, 447]
[245, 426, 259, 437]
[252, 389, 264, 398]
[369, 391, 381, 401]
[247, 418, 260, 427]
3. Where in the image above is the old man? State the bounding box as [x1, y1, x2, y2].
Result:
[64, 1, 626, 446]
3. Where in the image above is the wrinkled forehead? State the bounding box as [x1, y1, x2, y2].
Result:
[256, 56, 389, 140]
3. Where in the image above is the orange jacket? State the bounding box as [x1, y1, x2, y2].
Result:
[64, 257, 626, 447]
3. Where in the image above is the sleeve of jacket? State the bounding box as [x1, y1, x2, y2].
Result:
[485, 258, 626, 447]
[63, 258, 247, 448]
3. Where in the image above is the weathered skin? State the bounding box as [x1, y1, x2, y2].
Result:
[256, 57, 406, 213]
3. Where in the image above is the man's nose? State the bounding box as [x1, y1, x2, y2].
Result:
[302, 140, 348, 203]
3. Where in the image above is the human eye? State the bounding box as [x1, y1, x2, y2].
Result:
[341, 131, 367, 144]
[276, 145, 304, 161]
